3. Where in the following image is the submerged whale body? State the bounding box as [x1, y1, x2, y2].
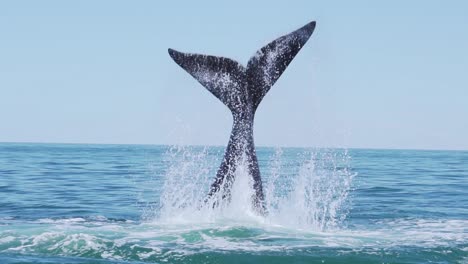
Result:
[168, 21, 316, 214]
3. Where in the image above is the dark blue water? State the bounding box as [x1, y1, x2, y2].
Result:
[0, 143, 467, 263]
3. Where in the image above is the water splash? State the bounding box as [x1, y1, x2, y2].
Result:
[264, 148, 355, 230]
[156, 145, 213, 222]
[152, 146, 355, 231]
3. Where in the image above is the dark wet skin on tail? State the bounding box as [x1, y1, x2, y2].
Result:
[168, 21, 316, 215]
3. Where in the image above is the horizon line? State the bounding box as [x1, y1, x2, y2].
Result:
[1, 141, 467, 152]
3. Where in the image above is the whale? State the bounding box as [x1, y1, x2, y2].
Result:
[168, 21, 316, 214]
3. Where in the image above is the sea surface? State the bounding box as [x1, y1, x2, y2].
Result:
[0, 143, 467, 263]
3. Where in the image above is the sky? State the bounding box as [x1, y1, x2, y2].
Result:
[1, 1, 467, 150]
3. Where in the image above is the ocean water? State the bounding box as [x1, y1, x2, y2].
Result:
[0, 142, 467, 263]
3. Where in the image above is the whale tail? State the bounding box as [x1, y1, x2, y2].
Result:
[168, 21, 315, 114]
[168, 21, 316, 211]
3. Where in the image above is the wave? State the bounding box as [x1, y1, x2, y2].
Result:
[0, 216, 467, 263]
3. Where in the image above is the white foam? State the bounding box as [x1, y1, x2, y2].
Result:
[0, 236, 15, 244]
[0, 216, 466, 261]
[37, 218, 86, 224]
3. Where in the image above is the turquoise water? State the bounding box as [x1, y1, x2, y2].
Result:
[0, 143, 467, 263]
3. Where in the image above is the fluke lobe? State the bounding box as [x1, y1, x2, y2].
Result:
[168, 21, 316, 214]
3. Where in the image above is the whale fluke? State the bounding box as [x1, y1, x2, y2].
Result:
[168, 50, 247, 114]
[168, 21, 316, 214]
[247, 21, 316, 110]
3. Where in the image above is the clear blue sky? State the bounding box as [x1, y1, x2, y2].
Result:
[1, 1, 467, 150]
